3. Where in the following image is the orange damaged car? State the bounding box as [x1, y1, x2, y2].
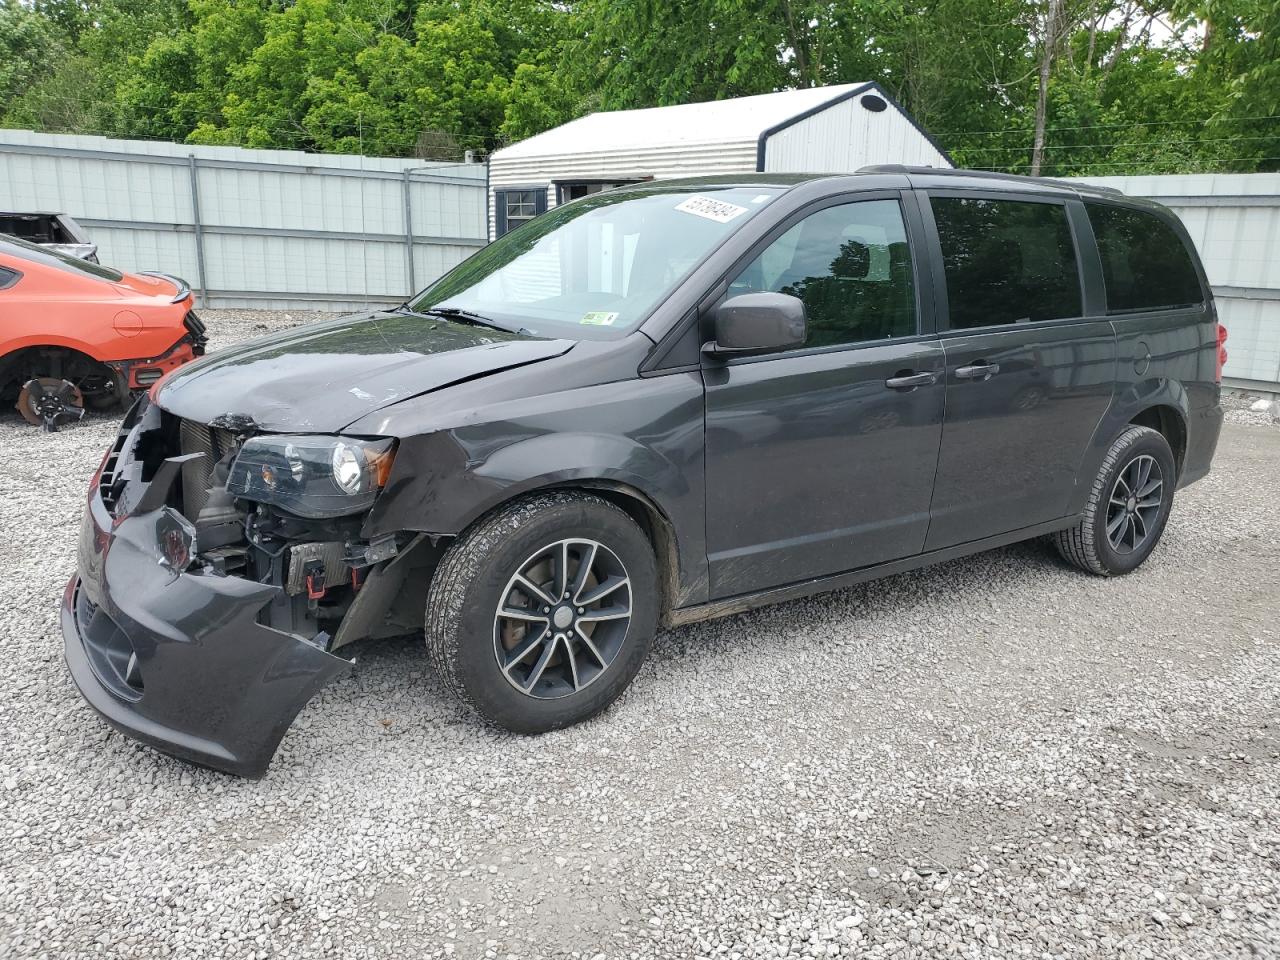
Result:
[0, 236, 206, 425]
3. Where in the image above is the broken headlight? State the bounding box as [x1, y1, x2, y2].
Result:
[227, 435, 396, 518]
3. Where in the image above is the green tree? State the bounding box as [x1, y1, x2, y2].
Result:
[0, 0, 65, 113]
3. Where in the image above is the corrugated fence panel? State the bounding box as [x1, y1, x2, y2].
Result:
[0, 130, 487, 310]
[84, 225, 202, 282]
[1075, 173, 1280, 391]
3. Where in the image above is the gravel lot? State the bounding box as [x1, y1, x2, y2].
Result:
[1, 310, 1278, 959]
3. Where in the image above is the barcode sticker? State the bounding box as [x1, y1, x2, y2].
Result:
[675, 195, 749, 223]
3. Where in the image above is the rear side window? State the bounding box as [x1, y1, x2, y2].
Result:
[931, 196, 1082, 329]
[1086, 203, 1203, 312]
[0, 266, 19, 289]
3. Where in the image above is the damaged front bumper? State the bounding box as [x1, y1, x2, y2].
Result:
[62, 453, 352, 778]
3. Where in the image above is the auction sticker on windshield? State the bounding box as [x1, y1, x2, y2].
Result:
[675, 196, 749, 224]
[580, 311, 618, 326]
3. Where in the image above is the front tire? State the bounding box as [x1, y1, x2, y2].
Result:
[1055, 425, 1176, 576]
[424, 491, 658, 733]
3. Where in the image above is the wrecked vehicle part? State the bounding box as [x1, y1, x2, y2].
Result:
[63, 488, 352, 778]
[152, 310, 575, 433]
[0, 237, 204, 411]
[355, 363, 710, 609]
[16, 377, 85, 431]
[63, 397, 418, 775]
[2, 346, 127, 412]
[0, 212, 99, 262]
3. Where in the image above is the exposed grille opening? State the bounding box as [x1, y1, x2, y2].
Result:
[98, 430, 131, 515]
[179, 420, 217, 520]
[178, 419, 240, 522]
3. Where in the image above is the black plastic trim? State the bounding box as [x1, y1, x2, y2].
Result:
[667, 515, 1078, 626]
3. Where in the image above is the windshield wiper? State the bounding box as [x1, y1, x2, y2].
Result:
[394, 303, 538, 337]
[414, 305, 515, 333]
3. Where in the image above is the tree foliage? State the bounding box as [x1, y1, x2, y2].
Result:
[1, 0, 1277, 174]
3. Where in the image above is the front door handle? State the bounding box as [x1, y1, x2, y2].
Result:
[954, 362, 1000, 380]
[884, 371, 937, 390]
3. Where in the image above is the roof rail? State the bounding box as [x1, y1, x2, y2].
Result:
[856, 164, 1125, 195]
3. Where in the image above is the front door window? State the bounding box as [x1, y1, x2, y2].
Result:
[730, 199, 917, 348]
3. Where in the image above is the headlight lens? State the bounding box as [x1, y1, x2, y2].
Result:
[331, 442, 365, 495]
[227, 435, 396, 518]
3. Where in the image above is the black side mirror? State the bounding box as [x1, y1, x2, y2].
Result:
[705, 292, 807, 356]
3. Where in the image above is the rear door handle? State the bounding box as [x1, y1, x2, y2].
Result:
[884, 371, 937, 390]
[954, 362, 1000, 380]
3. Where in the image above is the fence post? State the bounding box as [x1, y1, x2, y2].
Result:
[402, 170, 416, 297]
[187, 154, 209, 308]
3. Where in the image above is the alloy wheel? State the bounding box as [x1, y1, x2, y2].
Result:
[1106, 454, 1163, 555]
[493, 538, 633, 699]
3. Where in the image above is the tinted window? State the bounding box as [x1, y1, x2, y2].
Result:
[1087, 203, 1203, 312]
[729, 199, 916, 348]
[931, 197, 1081, 329]
[0, 266, 19, 289]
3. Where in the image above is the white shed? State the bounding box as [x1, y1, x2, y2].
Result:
[486, 83, 952, 239]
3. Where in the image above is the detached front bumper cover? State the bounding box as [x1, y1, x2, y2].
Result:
[62, 464, 352, 778]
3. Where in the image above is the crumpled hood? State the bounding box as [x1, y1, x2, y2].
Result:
[154, 311, 574, 433]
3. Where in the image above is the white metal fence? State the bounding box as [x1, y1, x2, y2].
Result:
[1076, 173, 1280, 393]
[0, 130, 488, 311]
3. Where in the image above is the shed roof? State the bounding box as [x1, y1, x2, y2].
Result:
[493, 84, 871, 160]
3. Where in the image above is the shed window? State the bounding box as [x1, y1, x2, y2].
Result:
[496, 188, 547, 236]
[556, 181, 643, 205]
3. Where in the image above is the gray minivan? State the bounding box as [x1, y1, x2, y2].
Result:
[64, 167, 1225, 776]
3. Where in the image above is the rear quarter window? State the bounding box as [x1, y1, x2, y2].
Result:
[0, 266, 19, 289]
[1086, 203, 1204, 313]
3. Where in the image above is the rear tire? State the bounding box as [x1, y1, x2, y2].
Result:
[424, 491, 658, 733]
[1055, 425, 1176, 576]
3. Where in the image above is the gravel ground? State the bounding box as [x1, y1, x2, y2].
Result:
[1, 310, 1278, 960]
[1222, 389, 1280, 428]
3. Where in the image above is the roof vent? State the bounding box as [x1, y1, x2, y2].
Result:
[860, 94, 888, 113]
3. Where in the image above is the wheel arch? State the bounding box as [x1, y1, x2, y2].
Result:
[405, 479, 684, 624]
[0, 342, 119, 396]
[0, 335, 111, 365]
[542, 479, 681, 622]
[1067, 378, 1192, 517]
[1127, 403, 1188, 476]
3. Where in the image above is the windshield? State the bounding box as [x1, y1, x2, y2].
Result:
[410, 184, 782, 336]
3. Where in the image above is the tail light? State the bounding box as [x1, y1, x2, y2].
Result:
[1216, 323, 1228, 383]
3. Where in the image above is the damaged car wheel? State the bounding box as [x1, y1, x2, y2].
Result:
[425, 491, 658, 733]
